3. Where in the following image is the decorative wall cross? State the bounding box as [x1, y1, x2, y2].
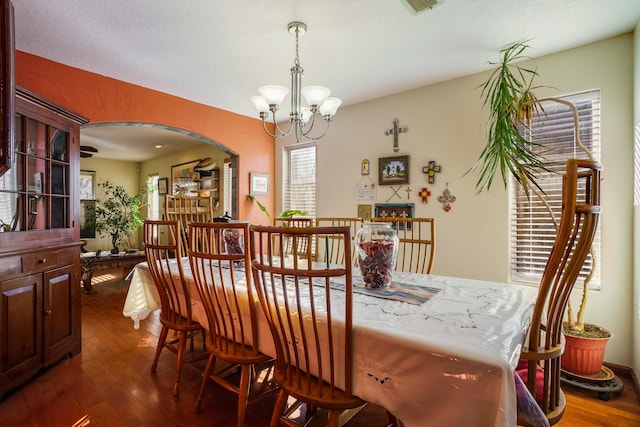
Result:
[438, 183, 456, 212]
[384, 118, 408, 153]
[423, 160, 441, 184]
[405, 187, 412, 200]
[418, 187, 431, 204]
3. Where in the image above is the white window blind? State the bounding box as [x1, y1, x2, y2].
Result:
[510, 90, 601, 288]
[147, 174, 160, 220]
[223, 160, 232, 216]
[283, 142, 316, 218]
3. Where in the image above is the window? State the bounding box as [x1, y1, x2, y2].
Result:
[147, 174, 160, 220]
[223, 159, 232, 216]
[79, 171, 96, 238]
[283, 142, 316, 218]
[510, 90, 601, 288]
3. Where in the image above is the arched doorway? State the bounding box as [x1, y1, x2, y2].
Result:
[79, 122, 239, 251]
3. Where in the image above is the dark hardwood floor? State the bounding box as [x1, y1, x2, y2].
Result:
[0, 272, 638, 426]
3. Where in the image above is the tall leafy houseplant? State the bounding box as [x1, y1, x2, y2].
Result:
[93, 181, 147, 253]
[471, 42, 598, 336]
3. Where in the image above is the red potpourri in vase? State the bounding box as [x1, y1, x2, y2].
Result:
[223, 229, 244, 255]
[355, 222, 399, 289]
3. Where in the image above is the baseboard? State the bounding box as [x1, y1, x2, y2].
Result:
[604, 362, 639, 396]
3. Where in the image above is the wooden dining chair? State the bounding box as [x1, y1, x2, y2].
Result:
[249, 225, 400, 427]
[143, 219, 208, 397]
[165, 195, 215, 250]
[273, 216, 314, 259]
[315, 217, 364, 266]
[370, 217, 435, 274]
[516, 159, 602, 426]
[187, 221, 276, 426]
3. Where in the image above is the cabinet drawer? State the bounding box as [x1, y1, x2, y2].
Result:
[0, 255, 21, 276]
[22, 251, 60, 273]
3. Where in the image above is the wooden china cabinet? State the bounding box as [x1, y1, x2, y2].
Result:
[0, 86, 88, 398]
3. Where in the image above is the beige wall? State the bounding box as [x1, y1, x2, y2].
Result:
[277, 34, 635, 367]
[138, 143, 229, 218]
[81, 142, 228, 252]
[79, 157, 142, 251]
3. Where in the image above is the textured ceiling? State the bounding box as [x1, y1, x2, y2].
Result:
[12, 0, 640, 160]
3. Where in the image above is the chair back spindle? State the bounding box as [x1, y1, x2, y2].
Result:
[249, 225, 364, 426]
[518, 159, 602, 425]
[370, 217, 435, 274]
[143, 219, 206, 396]
[165, 195, 215, 250]
[187, 221, 275, 425]
[315, 217, 364, 266]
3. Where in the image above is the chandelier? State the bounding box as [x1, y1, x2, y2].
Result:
[251, 22, 341, 143]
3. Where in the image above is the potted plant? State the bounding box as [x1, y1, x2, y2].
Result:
[92, 180, 148, 254]
[472, 42, 610, 376]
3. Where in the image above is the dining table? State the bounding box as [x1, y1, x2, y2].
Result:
[123, 256, 537, 427]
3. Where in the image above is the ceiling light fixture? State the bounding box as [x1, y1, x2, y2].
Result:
[251, 21, 341, 143]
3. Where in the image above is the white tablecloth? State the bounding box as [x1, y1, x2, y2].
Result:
[123, 259, 536, 427]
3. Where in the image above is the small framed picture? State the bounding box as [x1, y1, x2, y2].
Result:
[158, 178, 168, 195]
[357, 204, 372, 220]
[378, 155, 410, 185]
[250, 173, 270, 195]
[361, 159, 370, 175]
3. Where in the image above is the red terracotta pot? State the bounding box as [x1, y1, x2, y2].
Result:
[561, 324, 612, 376]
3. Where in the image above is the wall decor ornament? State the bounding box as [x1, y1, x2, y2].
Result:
[361, 159, 370, 175]
[405, 187, 412, 200]
[374, 203, 414, 221]
[386, 185, 403, 202]
[384, 118, 408, 153]
[423, 160, 442, 184]
[438, 183, 456, 212]
[418, 187, 431, 204]
[379, 155, 409, 185]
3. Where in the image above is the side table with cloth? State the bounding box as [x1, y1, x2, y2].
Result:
[123, 258, 536, 427]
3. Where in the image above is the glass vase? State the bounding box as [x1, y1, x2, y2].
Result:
[355, 222, 399, 289]
[223, 228, 243, 255]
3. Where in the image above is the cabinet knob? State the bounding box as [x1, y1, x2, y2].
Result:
[38, 258, 47, 264]
[44, 309, 52, 316]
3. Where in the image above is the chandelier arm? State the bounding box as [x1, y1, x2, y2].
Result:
[299, 114, 331, 140]
[260, 119, 278, 139]
[300, 112, 318, 135]
[272, 113, 295, 138]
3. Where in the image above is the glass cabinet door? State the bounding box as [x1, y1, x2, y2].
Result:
[0, 112, 70, 232]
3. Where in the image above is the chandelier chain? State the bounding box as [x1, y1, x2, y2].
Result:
[294, 27, 301, 67]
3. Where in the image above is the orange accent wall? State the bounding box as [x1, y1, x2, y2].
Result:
[16, 51, 275, 224]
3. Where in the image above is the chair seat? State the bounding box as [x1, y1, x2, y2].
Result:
[515, 359, 544, 401]
[206, 335, 272, 365]
[515, 371, 551, 427]
[274, 368, 365, 411]
[160, 311, 204, 331]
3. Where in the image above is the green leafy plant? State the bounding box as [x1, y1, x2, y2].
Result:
[247, 194, 307, 224]
[92, 181, 148, 252]
[470, 41, 548, 197]
[247, 194, 272, 224]
[473, 41, 596, 334]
